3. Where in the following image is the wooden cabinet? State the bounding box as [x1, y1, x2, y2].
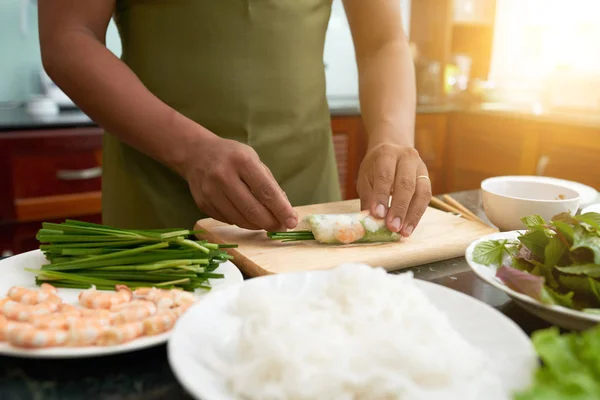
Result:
[445, 113, 539, 192]
[415, 114, 447, 195]
[331, 116, 367, 200]
[0, 128, 104, 255]
[453, 0, 496, 25]
[536, 122, 600, 190]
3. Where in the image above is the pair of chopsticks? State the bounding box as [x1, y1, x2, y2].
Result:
[430, 195, 489, 226]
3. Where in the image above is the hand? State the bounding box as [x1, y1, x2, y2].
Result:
[357, 143, 432, 237]
[183, 137, 298, 231]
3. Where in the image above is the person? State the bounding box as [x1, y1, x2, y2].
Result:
[38, 0, 431, 237]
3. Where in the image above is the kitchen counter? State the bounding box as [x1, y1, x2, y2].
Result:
[0, 189, 552, 400]
[0, 106, 95, 132]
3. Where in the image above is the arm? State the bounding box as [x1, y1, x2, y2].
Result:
[38, 0, 296, 231]
[342, 0, 431, 237]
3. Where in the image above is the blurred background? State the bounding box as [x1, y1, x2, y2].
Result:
[1, 0, 599, 255]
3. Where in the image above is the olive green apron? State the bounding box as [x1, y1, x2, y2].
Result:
[103, 0, 341, 230]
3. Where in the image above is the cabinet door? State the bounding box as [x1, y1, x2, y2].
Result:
[415, 114, 447, 195]
[536, 123, 600, 190]
[446, 113, 538, 192]
[331, 116, 366, 200]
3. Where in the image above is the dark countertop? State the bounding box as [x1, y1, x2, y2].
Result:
[0, 189, 553, 400]
[0, 106, 95, 132]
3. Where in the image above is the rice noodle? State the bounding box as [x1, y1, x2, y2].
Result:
[200, 264, 509, 400]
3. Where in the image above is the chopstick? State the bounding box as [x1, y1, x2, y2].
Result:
[430, 195, 489, 227]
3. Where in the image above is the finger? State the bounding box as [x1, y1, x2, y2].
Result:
[387, 160, 418, 233]
[369, 153, 397, 219]
[400, 164, 432, 237]
[241, 162, 297, 229]
[211, 188, 262, 230]
[199, 201, 228, 225]
[223, 178, 285, 231]
[357, 173, 373, 212]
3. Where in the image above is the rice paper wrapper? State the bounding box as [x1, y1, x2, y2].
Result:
[299, 212, 401, 246]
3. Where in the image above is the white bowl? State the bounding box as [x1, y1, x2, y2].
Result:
[481, 176, 580, 231]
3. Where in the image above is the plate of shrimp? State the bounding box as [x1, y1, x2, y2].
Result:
[0, 249, 243, 358]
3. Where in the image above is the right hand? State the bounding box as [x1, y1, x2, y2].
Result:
[184, 137, 298, 231]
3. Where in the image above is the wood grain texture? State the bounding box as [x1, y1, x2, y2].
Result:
[195, 199, 497, 277]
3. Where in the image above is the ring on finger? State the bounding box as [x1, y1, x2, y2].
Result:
[416, 175, 430, 182]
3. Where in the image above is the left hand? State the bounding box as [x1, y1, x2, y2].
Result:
[357, 143, 432, 237]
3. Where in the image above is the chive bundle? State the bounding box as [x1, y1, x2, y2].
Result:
[30, 220, 237, 292]
[267, 231, 315, 242]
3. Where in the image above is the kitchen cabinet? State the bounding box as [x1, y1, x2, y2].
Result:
[415, 114, 448, 195]
[0, 127, 103, 255]
[535, 122, 600, 190]
[445, 113, 539, 192]
[331, 115, 367, 200]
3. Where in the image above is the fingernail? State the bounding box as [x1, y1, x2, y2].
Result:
[402, 225, 414, 237]
[375, 204, 386, 218]
[391, 217, 401, 232]
[286, 217, 297, 229]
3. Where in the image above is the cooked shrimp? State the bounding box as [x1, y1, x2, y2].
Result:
[97, 322, 144, 346]
[111, 300, 157, 324]
[1, 300, 59, 322]
[7, 284, 61, 305]
[143, 310, 179, 336]
[334, 219, 366, 244]
[0, 316, 30, 342]
[67, 318, 110, 347]
[7, 324, 69, 348]
[137, 288, 196, 310]
[79, 308, 112, 319]
[32, 304, 81, 330]
[78, 285, 132, 309]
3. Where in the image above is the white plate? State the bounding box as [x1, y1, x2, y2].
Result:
[498, 175, 598, 208]
[466, 231, 600, 331]
[0, 250, 243, 359]
[168, 270, 537, 400]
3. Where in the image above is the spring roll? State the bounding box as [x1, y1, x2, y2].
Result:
[303, 211, 401, 244]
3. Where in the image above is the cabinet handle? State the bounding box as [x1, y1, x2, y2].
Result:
[56, 166, 102, 181]
[536, 155, 550, 176]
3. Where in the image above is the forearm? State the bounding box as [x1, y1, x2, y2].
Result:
[41, 30, 215, 177]
[356, 39, 416, 150]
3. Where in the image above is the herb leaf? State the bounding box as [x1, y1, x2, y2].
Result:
[519, 228, 550, 259]
[571, 226, 600, 264]
[541, 286, 574, 308]
[521, 215, 546, 229]
[544, 235, 567, 267]
[496, 265, 545, 302]
[552, 220, 575, 243]
[555, 264, 600, 278]
[576, 213, 600, 231]
[472, 239, 509, 266]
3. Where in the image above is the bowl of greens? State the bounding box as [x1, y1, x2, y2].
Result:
[465, 211, 600, 331]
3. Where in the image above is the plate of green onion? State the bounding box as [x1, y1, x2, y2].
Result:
[0, 220, 243, 358]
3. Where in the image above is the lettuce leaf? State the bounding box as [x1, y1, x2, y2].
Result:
[515, 325, 600, 400]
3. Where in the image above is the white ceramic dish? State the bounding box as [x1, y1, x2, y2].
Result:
[582, 203, 600, 215]
[481, 176, 580, 231]
[168, 270, 538, 400]
[0, 250, 243, 359]
[496, 176, 598, 208]
[466, 231, 600, 331]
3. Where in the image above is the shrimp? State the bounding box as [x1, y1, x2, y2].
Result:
[32, 304, 81, 330]
[78, 285, 132, 309]
[111, 300, 157, 324]
[7, 284, 61, 305]
[0, 316, 30, 342]
[67, 319, 110, 347]
[136, 288, 195, 310]
[1, 300, 59, 322]
[334, 219, 366, 244]
[79, 308, 112, 319]
[142, 310, 179, 336]
[97, 322, 144, 346]
[6, 324, 69, 348]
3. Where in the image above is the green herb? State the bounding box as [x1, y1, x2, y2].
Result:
[472, 239, 513, 266]
[267, 231, 315, 242]
[475, 212, 600, 312]
[31, 220, 236, 292]
[515, 325, 600, 400]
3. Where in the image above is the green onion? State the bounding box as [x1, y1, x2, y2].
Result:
[267, 231, 315, 241]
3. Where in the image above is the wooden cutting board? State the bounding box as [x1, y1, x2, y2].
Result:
[195, 199, 497, 277]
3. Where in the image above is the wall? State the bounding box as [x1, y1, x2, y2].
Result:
[324, 0, 411, 98]
[0, 0, 122, 103]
